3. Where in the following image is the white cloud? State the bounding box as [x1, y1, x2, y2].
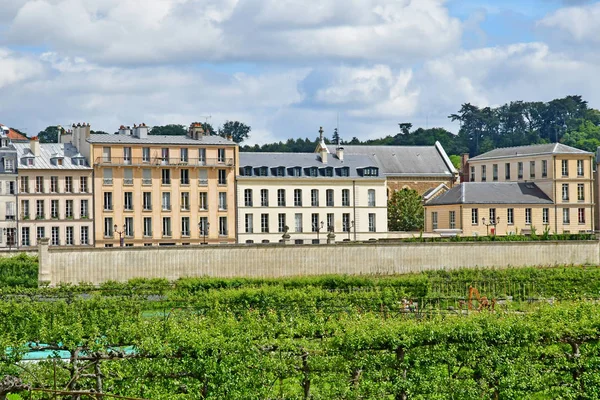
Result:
[0, 48, 44, 88]
[538, 2, 600, 43]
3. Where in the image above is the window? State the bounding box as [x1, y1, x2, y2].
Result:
[181, 192, 190, 211]
[20, 176, 29, 193]
[563, 208, 570, 224]
[507, 208, 514, 225]
[218, 169, 227, 185]
[65, 200, 73, 218]
[162, 217, 172, 236]
[308, 167, 318, 177]
[518, 162, 523, 179]
[65, 226, 73, 245]
[362, 167, 378, 176]
[339, 167, 349, 177]
[50, 200, 58, 219]
[161, 169, 171, 185]
[244, 189, 253, 207]
[199, 217, 208, 236]
[489, 208, 496, 223]
[21, 227, 30, 247]
[481, 165, 486, 182]
[5, 202, 15, 220]
[51, 227, 59, 246]
[543, 208, 549, 225]
[143, 192, 152, 211]
[578, 208, 585, 224]
[104, 192, 113, 211]
[525, 208, 531, 225]
[36, 200, 45, 219]
[578, 184, 584, 202]
[542, 160, 548, 178]
[104, 218, 113, 237]
[493, 164, 498, 181]
[278, 213, 286, 233]
[199, 148, 206, 163]
[368, 189, 375, 207]
[311, 214, 319, 232]
[21, 200, 29, 219]
[261, 214, 269, 233]
[102, 147, 111, 162]
[142, 169, 152, 185]
[342, 189, 350, 207]
[245, 214, 253, 233]
[162, 192, 171, 211]
[4, 158, 13, 172]
[143, 217, 152, 236]
[180, 169, 190, 185]
[217, 148, 225, 163]
[261, 189, 269, 207]
[294, 189, 302, 206]
[326, 213, 334, 231]
[80, 200, 88, 218]
[342, 213, 351, 233]
[198, 169, 208, 186]
[311, 189, 319, 207]
[121, 217, 133, 237]
[180, 148, 188, 163]
[291, 167, 302, 177]
[326, 189, 334, 207]
[368, 213, 376, 232]
[562, 160, 569, 177]
[50, 176, 58, 193]
[103, 168, 113, 185]
[80, 176, 88, 193]
[161, 148, 169, 164]
[577, 160, 584, 177]
[529, 161, 535, 179]
[218, 192, 227, 210]
[37, 227, 45, 240]
[432, 212, 438, 230]
[295, 213, 303, 232]
[123, 147, 132, 164]
[63, 176, 72, 193]
[7, 181, 15, 195]
[470, 166, 475, 181]
[219, 216, 228, 235]
[449, 211, 456, 229]
[199, 192, 208, 210]
[142, 147, 150, 162]
[35, 176, 44, 193]
[80, 227, 89, 245]
[278, 189, 286, 206]
[124, 192, 133, 211]
[471, 208, 478, 225]
[181, 216, 190, 236]
[562, 184, 569, 201]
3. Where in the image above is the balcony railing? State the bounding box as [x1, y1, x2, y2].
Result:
[95, 157, 234, 167]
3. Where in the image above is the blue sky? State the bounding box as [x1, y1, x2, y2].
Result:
[1, 0, 599, 144]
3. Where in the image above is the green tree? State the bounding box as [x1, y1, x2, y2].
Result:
[37, 126, 63, 143]
[150, 124, 186, 135]
[449, 155, 461, 169]
[388, 188, 424, 231]
[219, 121, 251, 143]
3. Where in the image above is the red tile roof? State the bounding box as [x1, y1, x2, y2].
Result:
[0, 123, 29, 141]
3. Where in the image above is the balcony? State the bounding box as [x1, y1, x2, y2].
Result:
[94, 157, 234, 167]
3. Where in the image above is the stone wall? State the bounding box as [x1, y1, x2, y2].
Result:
[39, 240, 600, 286]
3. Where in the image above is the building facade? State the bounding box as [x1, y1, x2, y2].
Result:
[237, 146, 388, 244]
[80, 123, 238, 247]
[14, 138, 93, 247]
[0, 126, 18, 247]
[426, 143, 595, 236]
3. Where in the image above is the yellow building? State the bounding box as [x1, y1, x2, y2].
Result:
[426, 143, 595, 235]
[78, 123, 238, 247]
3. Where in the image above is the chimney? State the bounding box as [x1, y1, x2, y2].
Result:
[188, 122, 204, 140]
[319, 127, 328, 164]
[336, 146, 344, 162]
[460, 153, 470, 183]
[227, 135, 233, 141]
[30, 136, 40, 156]
[133, 123, 148, 139]
[60, 129, 73, 144]
[79, 123, 91, 152]
[118, 125, 131, 136]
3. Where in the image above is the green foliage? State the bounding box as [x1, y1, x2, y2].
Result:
[219, 120, 251, 143]
[36, 126, 61, 143]
[449, 154, 461, 169]
[149, 124, 187, 135]
[0, 254, 37, 287]
[388, 188, 424, 231]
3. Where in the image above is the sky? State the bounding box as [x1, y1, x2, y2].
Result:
[1, 0, 599, 145]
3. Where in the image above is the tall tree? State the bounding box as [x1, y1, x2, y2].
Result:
[388, 188, 424, 231]
[150, 124, 186, 135]
[219, 121, 251, 143]
[37, 126, 62, 143]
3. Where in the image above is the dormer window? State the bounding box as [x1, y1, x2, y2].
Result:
[337, 167, 350, 177]
[321, 167, 333, 177]
[0, 139, 8, 148]
[72, 157, 86, 166]
[255, 167, 268, 176]
[275, 167, 285, 177]
[305, 167, 318, 177]
[22, 156, 34, 166]
[361, 167, 379, 177]
[242, 166, 252, 176]
[51, 155, 64, 166]
[288, 166, 302, 176]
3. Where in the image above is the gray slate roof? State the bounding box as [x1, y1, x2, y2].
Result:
[470, 143, 591, 161]
[239, 152, 381, 179]
[327, 142, 456, 177]
[14, 143, 91, 170]
[426, 182, 553, 205]
[87, 134, 233, 145]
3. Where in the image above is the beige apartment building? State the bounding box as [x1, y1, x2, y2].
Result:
[14, 138, 93, 247]
[76, 123, 238, 247]
[425, 143, 594, 235]
[237, 146, 388, 244]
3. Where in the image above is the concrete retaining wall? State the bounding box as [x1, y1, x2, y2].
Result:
[39, 241, 600, 285]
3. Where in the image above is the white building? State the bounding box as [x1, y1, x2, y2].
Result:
[0, 125, 17, 248]
[237, 145, 387, 244]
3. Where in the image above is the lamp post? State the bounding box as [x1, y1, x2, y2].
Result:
[481, 217, 500, 236]
[313, 221, 324, 243]
[114, 224, 125, 247]
[199, 221, 210, 244]
[345, 220, 355, 241]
